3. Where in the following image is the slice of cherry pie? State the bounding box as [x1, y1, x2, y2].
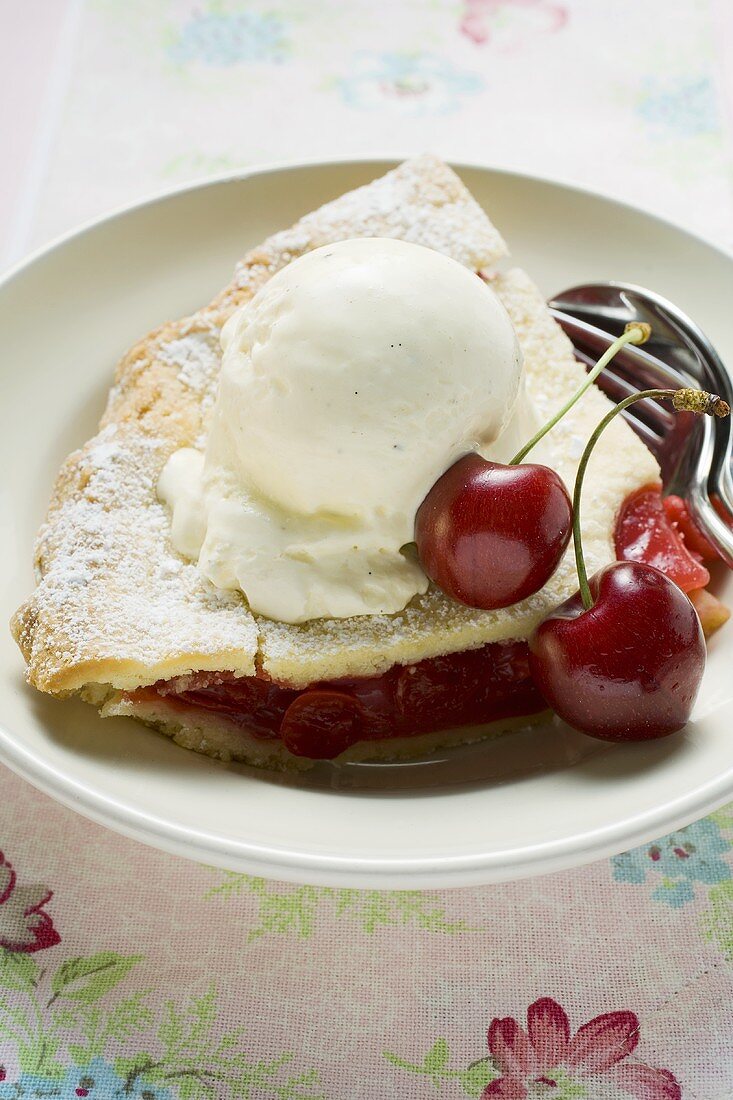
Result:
[17, 155, 709, 769]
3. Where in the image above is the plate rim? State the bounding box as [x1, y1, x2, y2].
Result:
[2, 715, 733, 888]
[4, 153, 733, 291]
[3, 155, 733, 888]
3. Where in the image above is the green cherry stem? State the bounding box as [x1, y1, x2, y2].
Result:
[509, 322, 652, 466]
[573, 387, 731, 610]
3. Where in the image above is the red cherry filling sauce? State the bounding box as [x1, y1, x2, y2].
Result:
[140, 642, 544, 759]
[134, 485, 727, 758]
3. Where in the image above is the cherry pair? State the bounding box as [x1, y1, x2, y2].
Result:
[415, 324, 730, 742]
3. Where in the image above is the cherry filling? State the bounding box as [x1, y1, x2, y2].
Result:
[133, 485, 725, 758]
[142, 641, 543, 759]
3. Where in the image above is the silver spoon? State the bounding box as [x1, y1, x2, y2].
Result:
[547, 282, 733, 567]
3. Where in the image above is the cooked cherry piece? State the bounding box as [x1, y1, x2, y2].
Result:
[150, 639, 545, 758]
[280, 690, 364, 758]
[415, 453, 572, 610]
[662, 493, 719, 562]
[616, 485, 710, 592]
[528, 561, 705, 741]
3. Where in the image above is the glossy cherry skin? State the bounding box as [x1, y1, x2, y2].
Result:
[528, 561, 705, 741]
[415, 453, 573, 610]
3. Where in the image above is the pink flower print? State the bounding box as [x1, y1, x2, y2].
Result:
[0, 851, 60, 953]
[607, 1063, 683, 1099]
[460, 0, 567, 49]
[484, 997, 680, 1099]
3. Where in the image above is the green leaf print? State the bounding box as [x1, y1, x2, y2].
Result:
[709, 807, 733, 833]
[383, 1042, 496, 1095]
[58, 991, 155, 1065]
[0, 949, 40, 992]
[50, 950, 143, 1003]
[0, 994, 33, 1042]
[334, 888, 475, 934]
[114, 987, 324, 1099]
[207, 873, 476, 940]
[15, 1031, 65, 1078]
[0, 948, 322, 1098]
[423, 1037, 450, 1075]
[114, 1051, 157, 1081]
[157, 987, 218, 1056]
[698, 807, 733, 961]
[0, 952, 66, 1078]
[703, 879, 733, 960]
[104, 991, 155, 1039]
[208, 876, 322, 940]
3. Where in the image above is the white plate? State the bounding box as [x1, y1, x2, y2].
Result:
[2, 159, 733, 889]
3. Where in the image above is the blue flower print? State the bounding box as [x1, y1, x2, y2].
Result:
[335, 52, 484, 115]
[637, 76, 720, 141]
[0, 1057, 175, 1099]
[169, 10, 288, 67]
[612, 819, 732, 908]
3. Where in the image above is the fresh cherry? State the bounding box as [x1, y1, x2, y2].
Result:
[415, 454, 572, 610]
[529, 561, 705, 740]
[415, 324, 653, 611]
[529, 383, 729, 742]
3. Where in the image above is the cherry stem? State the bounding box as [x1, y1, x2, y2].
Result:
[509, 323, 651, 466]
[573, 387, 730, 610]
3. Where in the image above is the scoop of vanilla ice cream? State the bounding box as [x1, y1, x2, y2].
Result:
[159, 238, 523, 623]
[213, 238, 520, 517]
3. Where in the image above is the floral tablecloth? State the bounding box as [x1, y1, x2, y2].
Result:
[3, 2, 733, 1097]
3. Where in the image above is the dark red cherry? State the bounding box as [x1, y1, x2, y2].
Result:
[528, 561, 705, 741]
[280, 690, 364, 758]
[415, 453, 572, 610]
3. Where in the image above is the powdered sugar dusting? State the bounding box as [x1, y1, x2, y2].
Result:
[157, 331, 222, 445]
[158, 334, 220, 394]
[228, 155, 508, 300]
[20, 421, 258, 691]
